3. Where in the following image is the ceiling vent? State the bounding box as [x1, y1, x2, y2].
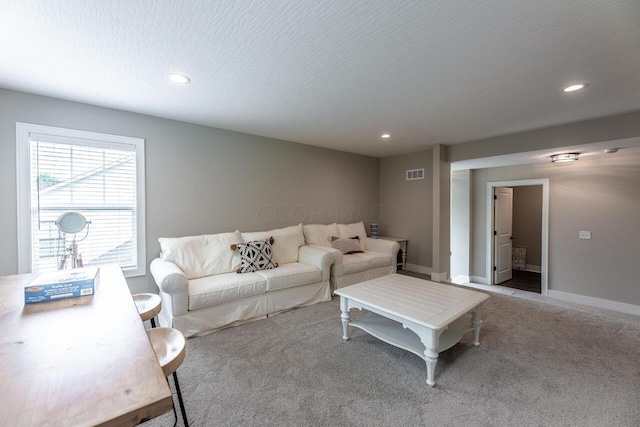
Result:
[406, 168, 424, 180]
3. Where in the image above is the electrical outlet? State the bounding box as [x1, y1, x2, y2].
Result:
[579, 231, 591, 239]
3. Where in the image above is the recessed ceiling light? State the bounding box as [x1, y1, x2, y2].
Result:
[381, 134, 391, 139]
[563, 83, 587, 92]
[551, 153, 579, 163]
[604, 148, 618, 154]
[169, 73, 191, 84]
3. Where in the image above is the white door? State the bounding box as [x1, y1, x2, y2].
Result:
[494, 187, 513, 284]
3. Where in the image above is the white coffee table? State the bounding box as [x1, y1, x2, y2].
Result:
[335, 274, 489, 387]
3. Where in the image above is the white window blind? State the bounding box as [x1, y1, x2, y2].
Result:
[17, 123, 146, 277]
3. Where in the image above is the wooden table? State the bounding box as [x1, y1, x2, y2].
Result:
[335, 274, 489, 387]
[0, 264, 173, 426]
[377, 236, 407, 270]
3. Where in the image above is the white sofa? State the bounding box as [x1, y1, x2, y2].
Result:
[302, 222, 400, 290]
[150, 224, 333, 337]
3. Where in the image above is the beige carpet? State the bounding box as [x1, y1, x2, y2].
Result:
[143, 281, 640, 427]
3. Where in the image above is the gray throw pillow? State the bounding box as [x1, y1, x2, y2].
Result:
[331, 236, 364, 255]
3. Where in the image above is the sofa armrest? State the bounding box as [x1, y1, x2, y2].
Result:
[150, 258, 189, 316]
[298, 245, 335, 282]
[365, 237, 400, 256]
[302, 244, 344, 278]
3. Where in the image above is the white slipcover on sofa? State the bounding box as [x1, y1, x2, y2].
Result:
[302, 222, 400, 290]
[150, 224, 333, 337]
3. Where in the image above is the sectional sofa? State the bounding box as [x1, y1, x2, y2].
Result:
[150, 222, 399, 337]
[150, 224, 332, 337]
[302, 222, 400, 290]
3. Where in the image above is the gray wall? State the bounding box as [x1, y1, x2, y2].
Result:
[434, 146, 451, 278]
[470, 151, 640, 305]
[0, 89, 380, 293]
[379, 149, 433, 269]
[512, 185, 542, 269]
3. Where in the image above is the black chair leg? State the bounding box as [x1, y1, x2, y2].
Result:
[150, 317, 156, 328]
[165, 376, 179, 427]
[171, 398, 178, 427]
[173, 371, 189, 427]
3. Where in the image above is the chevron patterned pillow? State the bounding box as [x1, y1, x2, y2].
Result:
[232, 237, 279, 273]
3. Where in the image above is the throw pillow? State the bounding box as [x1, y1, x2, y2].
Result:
[231, 237, 279, 273]
[242, 223, 304, 265]
[337, 222, 367, 250]
[331, 236, 364, 255]
[303, 223, 339, 247]
[159, 231, 242, 279]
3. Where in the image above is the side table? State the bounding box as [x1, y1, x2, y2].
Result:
[377, 236, 407, 270]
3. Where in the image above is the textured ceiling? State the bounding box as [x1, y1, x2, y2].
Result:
[1, 0, 639, 157]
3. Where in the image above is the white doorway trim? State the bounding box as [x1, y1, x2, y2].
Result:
[486, 179, 549, 296]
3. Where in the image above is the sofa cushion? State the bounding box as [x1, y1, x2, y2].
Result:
[342, 254, 370, 274]
[358, 251, 393, 268]
[159, 231, 242, 280]
[255, 262, 322, 292]
[242, 223, 305, 265]
[235, 238, 278, 273]
[337, 222, 368, 250]
[303, 223, 338, 247]
[188, 272, 267, 310]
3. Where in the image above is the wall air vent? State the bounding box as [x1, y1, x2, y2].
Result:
[406, 168, 425, 180]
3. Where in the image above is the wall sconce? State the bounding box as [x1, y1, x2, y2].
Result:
[551, 153, 579, 163]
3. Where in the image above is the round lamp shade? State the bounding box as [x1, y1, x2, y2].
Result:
[56, 212, 88, 234]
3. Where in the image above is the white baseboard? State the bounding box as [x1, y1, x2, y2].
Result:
[430, 271, 448, 282]
[548, 290, 640, 316]
[404, 264, 447, 282]
[405, 263, 432, 275]
[470, 275, 490, 285]
[451, 275, 470, 285]
[526, 264, 541, 273]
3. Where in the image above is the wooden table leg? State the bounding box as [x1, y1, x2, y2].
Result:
[417, 328, 439, 387]
[424, 348, 438, 387]
[471, 305, 483, 347]
[340, 296, 351, 341]
[401, 243, 407, 270]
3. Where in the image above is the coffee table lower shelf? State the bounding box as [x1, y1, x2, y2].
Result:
[350, 312, 473, 360]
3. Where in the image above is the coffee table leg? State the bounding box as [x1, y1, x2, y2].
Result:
[340, 296, 350, 341]
[424, 348, 438, 387]
[471, 305, 483, 347]
[417, 330, 439, 387]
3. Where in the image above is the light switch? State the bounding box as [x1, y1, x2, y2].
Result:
[579, 231, 591, 239]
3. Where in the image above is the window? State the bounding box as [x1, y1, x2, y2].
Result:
[17, 123, 146, 277]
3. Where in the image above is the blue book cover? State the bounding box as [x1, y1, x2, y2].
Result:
[25, 267, 100, 304]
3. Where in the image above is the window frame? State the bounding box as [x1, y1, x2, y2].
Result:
[16, 122, 146, 277]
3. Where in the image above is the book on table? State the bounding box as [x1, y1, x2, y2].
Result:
[24, 267, 100, 304]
